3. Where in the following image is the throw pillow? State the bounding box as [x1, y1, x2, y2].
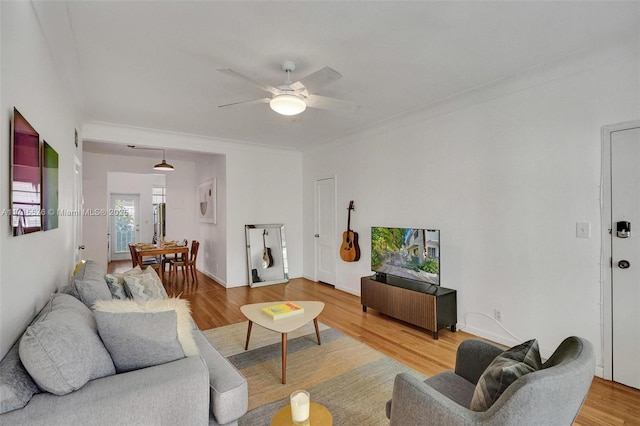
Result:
[94, 310, 185, 373]
[19, 294, 115, 395]
[72, 260, 112, 307]
[104, 274, 128, 299]
[57, 282, 80, 299]
[74, 279, 112, 307]
[93, 298, 198, 357]
[470, 339, 542, 412]
[123, 267, 168, 301]
[73, 259, 86, 275]
[104, 266, 142, 300]
[73, 259, 106, 282]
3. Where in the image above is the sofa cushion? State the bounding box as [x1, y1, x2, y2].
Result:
[94, 310, 185, 373]
[104, 266, 143, 300]
[93, 298, 198, 357]
[470, 339, 542, 411]
[18, 294, 115, 395]
[0, 344, 40, 414]
[123, 267, 168, 301]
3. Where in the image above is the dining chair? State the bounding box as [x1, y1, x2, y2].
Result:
[128, 243, 163, 279]
[161, 239, 188, 273]
[169, 240, 200, 284]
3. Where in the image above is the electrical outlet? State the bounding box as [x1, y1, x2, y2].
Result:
[494, 309, 503, 322]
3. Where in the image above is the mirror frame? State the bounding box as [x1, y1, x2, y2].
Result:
[245, 224, 289, 287]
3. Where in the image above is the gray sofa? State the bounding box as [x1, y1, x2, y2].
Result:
[0, 260, 248, 426]
[387, 337, 595, 426]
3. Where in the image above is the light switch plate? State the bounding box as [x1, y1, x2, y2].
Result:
[576, 221, 591, 238]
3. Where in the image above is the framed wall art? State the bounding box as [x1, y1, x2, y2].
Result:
[42, 141, 59, 231]
[10, 108, 41, 236]
[198, 178, 216, 223]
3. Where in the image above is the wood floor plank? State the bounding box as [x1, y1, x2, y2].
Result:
[108, 261, 640, 425]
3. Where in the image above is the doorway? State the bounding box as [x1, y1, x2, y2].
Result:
[73, 157, 83, 265]
[109, 194, 140, 262]
[315, 177, 337, 285]
[602, 121, 640, 390]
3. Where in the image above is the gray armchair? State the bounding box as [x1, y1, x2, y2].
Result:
[387, 337, 595, 426]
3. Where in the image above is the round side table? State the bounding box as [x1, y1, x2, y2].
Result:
[270, 402, 332, 426]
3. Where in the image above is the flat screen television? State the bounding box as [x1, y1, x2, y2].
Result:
[371, 227, 440, 285]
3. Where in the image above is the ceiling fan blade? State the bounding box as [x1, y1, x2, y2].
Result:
[218, 98, 271, 109]
[218, 69, 280, 95]
[305, 95, 360, 113]
[290, 66, 342, 94]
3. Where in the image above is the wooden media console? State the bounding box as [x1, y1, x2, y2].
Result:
[361, 275, 457, 339]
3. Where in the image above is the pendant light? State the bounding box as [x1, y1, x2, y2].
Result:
[153, 150, 174, 171]
[128, 145, 175, 171]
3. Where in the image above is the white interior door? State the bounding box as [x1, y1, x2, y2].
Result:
[110, 194, 140, 261]
[610, 126, 640, 390]
[315, 177, 336, 285]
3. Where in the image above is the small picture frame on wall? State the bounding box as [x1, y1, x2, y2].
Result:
[42, 141, 59, 231]
[198, 178, 216, 223]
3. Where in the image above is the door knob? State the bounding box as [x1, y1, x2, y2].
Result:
[618, 260, 630, 269]
[314, 234, 320, 238]
[78, 245, 85, 250]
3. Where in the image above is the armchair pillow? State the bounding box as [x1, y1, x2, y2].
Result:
[470, 339, 542, 411]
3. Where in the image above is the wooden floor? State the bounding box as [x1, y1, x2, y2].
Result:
[109, 261, 640, 425]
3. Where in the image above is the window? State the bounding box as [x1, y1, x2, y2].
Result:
[152, 186, 166, 204]
[427, 247, 438, 259]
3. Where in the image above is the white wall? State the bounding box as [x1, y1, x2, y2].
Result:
[82, 124, 303, 287]
[303, 41, 640, 370]
[83, 152, 196, 271]
[0, 2, 82, 358]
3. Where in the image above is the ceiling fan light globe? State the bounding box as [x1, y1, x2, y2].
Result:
[270, 94, 306, 116]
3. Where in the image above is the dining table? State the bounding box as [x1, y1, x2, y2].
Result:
[134, 243, 189, 281]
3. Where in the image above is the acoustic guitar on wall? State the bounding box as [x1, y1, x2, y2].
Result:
[262, 229, 274, 269]
[340, 200, 361, 262]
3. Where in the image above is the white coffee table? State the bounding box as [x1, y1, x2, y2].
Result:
[240, 301, 325, 384]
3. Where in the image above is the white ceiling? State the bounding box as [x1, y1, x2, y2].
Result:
[36, 1, 638, 151]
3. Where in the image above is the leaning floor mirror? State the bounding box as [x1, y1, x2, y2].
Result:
[245, 224, 289, 287]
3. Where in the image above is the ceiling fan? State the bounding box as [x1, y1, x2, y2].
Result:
[217, 60, 359, 116]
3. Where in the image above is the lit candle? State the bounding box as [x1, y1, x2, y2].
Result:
[290, 390, 310, 424]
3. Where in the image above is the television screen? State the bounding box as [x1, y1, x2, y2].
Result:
[371, 227, 440, 285]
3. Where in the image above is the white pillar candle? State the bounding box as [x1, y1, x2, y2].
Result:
[290, 390, 310, 424]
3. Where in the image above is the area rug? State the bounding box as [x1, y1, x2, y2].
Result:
[203, 321, 426, 425]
